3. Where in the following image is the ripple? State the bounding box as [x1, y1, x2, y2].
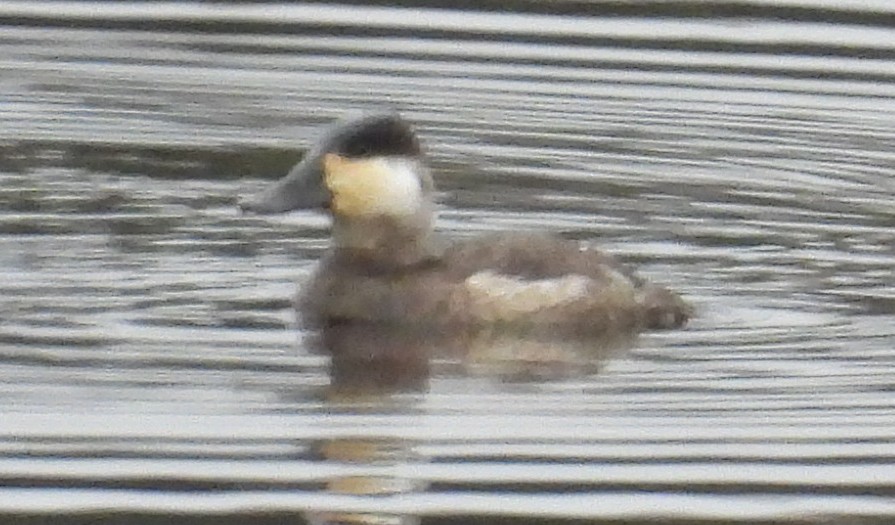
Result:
[1, 1, 894, 523]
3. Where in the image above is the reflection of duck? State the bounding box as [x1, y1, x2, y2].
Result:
[241, 113, 691, 335]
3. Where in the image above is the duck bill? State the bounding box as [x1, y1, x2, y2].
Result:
[239, 153, 328, 214]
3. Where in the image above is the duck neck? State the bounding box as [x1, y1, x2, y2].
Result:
[330, 211, 441, 271]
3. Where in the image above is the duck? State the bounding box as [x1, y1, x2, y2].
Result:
[240, 112, 691, 337]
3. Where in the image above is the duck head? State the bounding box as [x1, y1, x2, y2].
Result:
[240, 113, 440, 265]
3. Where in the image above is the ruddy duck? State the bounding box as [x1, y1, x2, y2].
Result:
[240, 113, 691, 335]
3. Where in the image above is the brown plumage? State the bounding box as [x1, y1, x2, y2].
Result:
[240, 112, 692, 338]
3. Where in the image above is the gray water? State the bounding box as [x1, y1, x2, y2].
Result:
[1, 1, 894, 524]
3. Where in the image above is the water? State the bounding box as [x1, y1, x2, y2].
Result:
[1, 1, 894, 523]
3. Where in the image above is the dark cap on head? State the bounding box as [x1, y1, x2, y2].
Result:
[239, 112, 421, 214]
[326, 112, 421, 159]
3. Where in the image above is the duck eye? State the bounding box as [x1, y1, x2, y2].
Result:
[339, 137, 377, 158]
[349, 145, 371, 157]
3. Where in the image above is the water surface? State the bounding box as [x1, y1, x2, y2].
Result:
[1, 1, 894, 524]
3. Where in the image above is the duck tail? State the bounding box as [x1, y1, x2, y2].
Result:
[637, 285, 693, 330]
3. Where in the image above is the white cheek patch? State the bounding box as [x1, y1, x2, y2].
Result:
[464, 271, 592, 321]
[373, 158, 423, 216]
[325, 155, 423, 218]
